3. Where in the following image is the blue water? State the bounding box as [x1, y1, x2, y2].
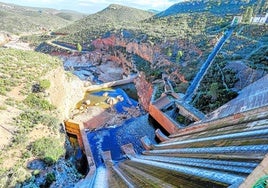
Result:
[87, 115, 157, 167]
[91, 88, 138, 113]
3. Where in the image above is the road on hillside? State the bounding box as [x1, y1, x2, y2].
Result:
[183, 27, 234, 103]
[46, 37, 89, 53]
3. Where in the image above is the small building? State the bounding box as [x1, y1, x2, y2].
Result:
[251, 13, 268, 24]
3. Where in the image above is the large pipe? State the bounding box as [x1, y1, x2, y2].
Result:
[156, 127, 268, 148]
[144, 145, 268, 155]
[136, 155, 257, 174]
[129, 157, 244, 186]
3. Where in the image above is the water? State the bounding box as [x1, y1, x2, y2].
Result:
[114, 83, 138, 101]
[91, 88, 138, 113]
[92, 166, 108, 188]
[87, 115, 157, 167]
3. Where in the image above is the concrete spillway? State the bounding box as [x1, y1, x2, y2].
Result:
[86, 115, 157, 167]
[74, 73, 268, 187]
[80, 105, 268, 187]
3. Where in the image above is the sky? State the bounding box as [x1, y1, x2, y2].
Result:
[0, 0, 184, 14]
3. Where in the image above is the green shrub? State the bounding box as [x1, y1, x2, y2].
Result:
[46, 172, 56, 186]
[39, 79, 51, 91]
[17, 110, 59, 130]
[176, 82, 189, 93]
[5, 98, 16, 107]
[0, 105, 7, 111]
[24, 94, 55, 111]
[0, 87, 7, 96]
[39, 114, 59, 129]
[77, 43, 82, 52]
[18, 110, 42, 125]
[31, 137, 65, 165]
[12, 133, 27, 145]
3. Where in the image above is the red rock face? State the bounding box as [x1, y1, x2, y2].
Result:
[134, 72, 153, 111]
[171, 70, 188, 83]
[126, 42, 154, 62]
[51, 51, 71, 56]
[56, 35, 206, 89]
[91, 35, 116, 50]
[106, 53, 132, 76]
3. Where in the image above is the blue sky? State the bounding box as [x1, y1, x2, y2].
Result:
[0, 0, 184, 14]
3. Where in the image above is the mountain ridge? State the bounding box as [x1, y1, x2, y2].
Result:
[0, 2, 85, 34]
[156, 0, 266, 17]
[57, 3, 154, 41]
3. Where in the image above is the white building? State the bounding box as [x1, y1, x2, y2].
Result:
[251, 13, 268, 24]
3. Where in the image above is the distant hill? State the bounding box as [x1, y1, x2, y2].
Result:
[147, 9, 161, 14]
[157, 0, 266, 17]
[58, 4, 153, 35]
[0, 2, 85, 34]
[55, 10, 86, 21]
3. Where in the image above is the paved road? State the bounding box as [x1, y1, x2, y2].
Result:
[183, 27, 234, 103]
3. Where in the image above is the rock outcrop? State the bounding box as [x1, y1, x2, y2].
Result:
[44, 66, 85, 119]
[0, 32, 11, 45]
[134, 72, 153, 111]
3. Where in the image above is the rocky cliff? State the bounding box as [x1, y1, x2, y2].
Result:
[44, 67, 85, 119]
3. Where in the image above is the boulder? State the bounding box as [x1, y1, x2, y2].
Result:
[106, 97, 117, 105]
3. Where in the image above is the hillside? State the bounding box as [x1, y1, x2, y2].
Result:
[0, 2, 85, 34]
[157, 0, 267, 17]
[57, 4, 153, 41]
[57, 9, 228, 45]
[0, 48, 84, 187]
[55, 10, 86, 21]
[48, 2, 267, 115]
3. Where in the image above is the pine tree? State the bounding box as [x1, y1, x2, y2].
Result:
[243, 7, 253, 23]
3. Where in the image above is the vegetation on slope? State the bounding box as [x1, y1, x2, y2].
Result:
[192, 24, 268, 113]
[57, 4, 154, 43]
[55, 10, 86, 21]
[157, 0, 267, 17]
[58, 10, 229, 45]
[0, 2, 84, 34]
[59, 4, 153, 33]
[0, 48, 69, 187]
[20, 1, 267, 116]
